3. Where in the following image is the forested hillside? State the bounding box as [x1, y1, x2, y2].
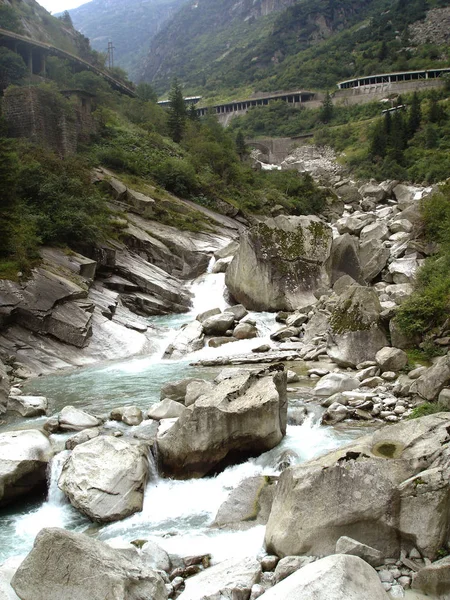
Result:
[139, 0, 450, 98]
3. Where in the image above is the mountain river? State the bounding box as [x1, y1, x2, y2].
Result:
[0, 265, 368, 565]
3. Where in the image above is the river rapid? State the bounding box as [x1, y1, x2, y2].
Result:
[0, 265, 366, 566]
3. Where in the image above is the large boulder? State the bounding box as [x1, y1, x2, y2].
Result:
[202, 312, 235, 336]
[359, 239, 390, 282]
[412, 556, 450, 597]
[58, 405, 101, 431]
[6, 395, 47, 417]
[265, 413, 450, 560]
[260, 554, 389, 600]
[329, 234, 364, 285]
[375, 347, 408, 373]
[11, 528, 167, 600]
[314, 373, 359, 397]
[157, 369, 287, 478]
[226, 216, 332, 311]
[58, 436, 149, 522]
[178, 556, 261, 600]
[327, 285, 388, 367]
[0, 430, 53, 507]
[410, 353, 450, 401]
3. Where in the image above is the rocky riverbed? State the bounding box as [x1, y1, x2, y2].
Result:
[1, 171, 450, 600]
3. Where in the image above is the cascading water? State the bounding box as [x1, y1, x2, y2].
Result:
[0, 266, 366, 564]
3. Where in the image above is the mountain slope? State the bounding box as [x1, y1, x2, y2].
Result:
[0, 0, 97, 62]
[139, 0, 450, 98]
[69, 0, 186, 80]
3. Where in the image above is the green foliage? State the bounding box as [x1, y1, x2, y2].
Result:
[409, 401, 448, 419]
[320, 92, 334, 123]
[0, 133, 21, 258]
[167, 79, 187, 143]
[136, 83, 158, 103]
[0, 48, 27, 92]
[395, 184, 450, 340]
[0, 5, 23, 33]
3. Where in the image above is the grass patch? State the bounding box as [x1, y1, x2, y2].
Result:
[409, 402, 449, 419]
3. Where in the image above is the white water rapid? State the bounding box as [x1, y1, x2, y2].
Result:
[0, 267, 364, 564]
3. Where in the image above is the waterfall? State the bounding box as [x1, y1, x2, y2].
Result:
[47, 450, 70, 507]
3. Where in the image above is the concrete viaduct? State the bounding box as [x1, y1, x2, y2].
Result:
[0, 27, 135, 97]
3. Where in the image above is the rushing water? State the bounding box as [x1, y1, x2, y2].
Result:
[0, 265, 367, 565]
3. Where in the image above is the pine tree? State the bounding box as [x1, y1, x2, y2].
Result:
[167, 79, 187, 143]
[235, 131, 247, 160]
[60, 10, 73, 28]
[188, 103, 199, 122]
[319, 92, 333, 123]
[370, 120, 387, 159]
[428, 92, 445, 124]
[407, 92, 422, 136]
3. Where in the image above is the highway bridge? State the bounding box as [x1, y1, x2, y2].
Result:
[0, 27, 135, 97]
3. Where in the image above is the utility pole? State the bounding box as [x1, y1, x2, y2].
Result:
[106, 40, 115, 70]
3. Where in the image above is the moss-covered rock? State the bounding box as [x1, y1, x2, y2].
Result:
[225, 215, 332, 311]
[327, 285, 389, 367]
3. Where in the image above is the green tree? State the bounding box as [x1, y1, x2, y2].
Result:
[428, 92, 445, 124]
[407, 92, 422, 136]
[136, 82, 158, 103]
[167, 79, 187, 143]
[0, 48, 27, 92]
[235, 131, 247, 160]
[59, 10, 73, 28]
[319, 92, 333, 123]
[188, 103, 199, 122]
[369, 120, 387, 159]
[0, 132, 20, 257]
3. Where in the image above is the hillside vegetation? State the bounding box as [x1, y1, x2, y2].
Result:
[140, 0, 450, 99]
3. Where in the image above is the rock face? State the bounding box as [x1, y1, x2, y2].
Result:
[178, 556, 261, 600]
[0, 358, 10, 414]
[260, 554, 389, 600]
[329, 233, 364, 285]
[11, 528, 168, 600]
[265, 413, 450, 560]
[58, 436, 149, 522]
[327, 285, 389, 367]
[0, 430, 53, 507]
[226, 216, 333, 311]
[157, 369, 287, 478]
[412, 556, 450, 597]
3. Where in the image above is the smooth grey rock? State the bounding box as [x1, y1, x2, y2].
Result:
[121, 406, 143, 426]
[58, 405, 101, 431]
[265, 413, 450, 560]
[202, 313, 235, 336]
[59, 436, 149, 522]
[359, 239, 390, 282]
[314, 373, 359, 396]
[157, 370, 287, 478]
[6, 395, 47, 417]
[196, 308, 221, 323]
[274, 556, 316, 583]
[335, 536, 384, 567]
[388, 258, 419, 284]
[0, 429, 53, 507]
[214, 475, 277, 527]
[411, 556, 450, 596]
[330, 233, 364, 285]
[185, 380, 214, 407]
[376, 347, 408, 373]
[321, 402, 348, 424]
[226, 304, 248, 321]
[160, 378, 206, 403]
[336, 213, 376, 235]
[233, 322, 258, 340]
[333, 274, 359, 296]
[226, 216, 333, 311]
[270, 326, 299, 341]
[438, 388, 450, 410]
[262, 554, 389, 600]
[148, 399, 187, 420]
[177, 556, 261, 600]
[163, 321, 204, 359]
[10, 528, 167, 600]
[360, 222, 390, 244]
[140, 540, 171, 573]
[410, 354, 450, 401]
[65, 427, 100, 450]
[211, 257, 232, 273]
